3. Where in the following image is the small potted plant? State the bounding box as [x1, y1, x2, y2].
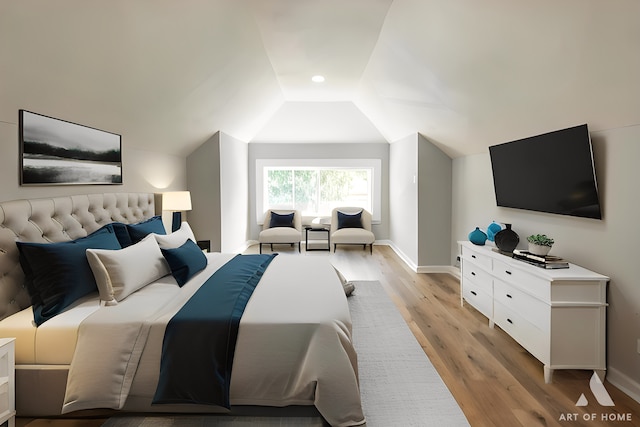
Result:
[527, 234, 554, 256]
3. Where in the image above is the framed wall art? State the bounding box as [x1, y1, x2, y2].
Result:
[19, 110, 122, 185]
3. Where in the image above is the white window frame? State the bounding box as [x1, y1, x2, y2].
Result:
[256, 158, 382, 223]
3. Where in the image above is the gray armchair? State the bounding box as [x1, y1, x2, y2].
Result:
[259, 209, 302, 253]
[330, 207, 375, 254]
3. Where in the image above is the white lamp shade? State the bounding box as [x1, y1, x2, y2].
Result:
[162, 191, 192, 211]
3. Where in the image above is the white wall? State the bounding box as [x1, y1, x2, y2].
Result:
[389, 134, 418, 265]
[0, 121, 186, 203]
[452, 124, 640, 402]
[219, 133, 249, 253]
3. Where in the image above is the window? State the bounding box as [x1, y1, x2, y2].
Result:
[256, 159, 381, 223]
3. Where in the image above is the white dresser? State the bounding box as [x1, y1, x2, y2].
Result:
[459, 241, 609, 383]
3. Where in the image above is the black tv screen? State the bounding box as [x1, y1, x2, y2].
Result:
[489, 124, 602, 219]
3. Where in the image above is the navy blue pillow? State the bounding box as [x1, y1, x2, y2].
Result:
[17, 224, 122, 326]
[126, 216, 166, 245]
[110, 222, 133, 247]
[337, 211, 363, 229]
[161, 239, 207, 287]
[269, 212, 294, 228]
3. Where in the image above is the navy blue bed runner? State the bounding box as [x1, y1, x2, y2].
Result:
[152, 253, 277, 408]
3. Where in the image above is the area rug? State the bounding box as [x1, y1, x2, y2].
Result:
[349, 280, 469, 426]
[102, 281, 469, 427]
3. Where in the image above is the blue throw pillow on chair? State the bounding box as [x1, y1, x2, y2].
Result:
[337, 211, 363, 229]
[269, 212, 295, 228]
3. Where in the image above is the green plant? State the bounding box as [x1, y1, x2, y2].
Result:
[527, 234, 554, 247]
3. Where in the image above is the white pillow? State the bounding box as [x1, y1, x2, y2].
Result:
[86, 235, 170, 304]
[154, 221, 196, 249]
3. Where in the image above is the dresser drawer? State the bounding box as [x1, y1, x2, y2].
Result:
[463, 262, 493, 294]
[494, 279, 550, 332]
[463, 283, 492, 319]
[494, 301, 548, 363]
[461, 246, 492, 271]
[493, 259, 550, 302]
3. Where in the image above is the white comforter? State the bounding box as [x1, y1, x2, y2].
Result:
[62, 253, 365, 427]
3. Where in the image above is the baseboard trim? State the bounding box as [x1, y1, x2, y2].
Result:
[246, 238, 462, 278]
[384, 241, 418, 272]
[417, 265, 460, 277]
[607, 366, 640, 404]
[383, 241, 460, 277]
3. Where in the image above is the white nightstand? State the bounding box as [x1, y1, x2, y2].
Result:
[0, 338, 15, 427]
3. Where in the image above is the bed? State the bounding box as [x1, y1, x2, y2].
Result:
[0, 193, 365, 427]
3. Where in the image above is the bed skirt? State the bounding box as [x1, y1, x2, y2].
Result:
[16, 367, 321, 418]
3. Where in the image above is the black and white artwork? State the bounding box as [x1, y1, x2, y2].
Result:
[20, 110, 122, 185]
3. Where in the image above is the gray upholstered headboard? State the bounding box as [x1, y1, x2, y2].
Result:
[0, 193, 157, 321]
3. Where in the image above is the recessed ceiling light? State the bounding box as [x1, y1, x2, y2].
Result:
[311, 75, 325, 83]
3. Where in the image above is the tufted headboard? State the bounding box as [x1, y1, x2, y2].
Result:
[0, 193, 157, 321]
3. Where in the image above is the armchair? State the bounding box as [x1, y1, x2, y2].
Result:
[258, 210, 302, 254]
[330, 207, 375, 254]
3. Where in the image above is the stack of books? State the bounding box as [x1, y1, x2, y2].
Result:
[513, 249, 570, 269]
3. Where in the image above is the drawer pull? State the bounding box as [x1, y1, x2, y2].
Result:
[506, 294, 513, 299]
[505, 270, 512, 275]
[471, 254, 476, 259]
[507, 318, 513, 324]
[471, 271, 476, 276]
[470, 290, 477, 296]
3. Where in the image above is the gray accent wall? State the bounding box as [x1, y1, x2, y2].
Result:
[187, 132, 249, 253]
[389, 134, 452, 271]
[451, 124, 640, 402]
[187, 132, 222, 251]
[418, 134, 452, 268]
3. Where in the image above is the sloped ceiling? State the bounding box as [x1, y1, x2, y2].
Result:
[1, 0, 639, 158]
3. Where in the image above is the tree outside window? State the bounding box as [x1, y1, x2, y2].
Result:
[266, 167, 372, 217]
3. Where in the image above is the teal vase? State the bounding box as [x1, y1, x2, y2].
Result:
[487, 221, 502, 242]
[468, 227, 487, 246]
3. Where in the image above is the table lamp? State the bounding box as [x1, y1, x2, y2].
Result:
[162, 191, 192, 232]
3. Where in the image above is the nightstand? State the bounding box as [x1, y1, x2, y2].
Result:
[197, 240, 211, 253]
[0, 338, 15, 427]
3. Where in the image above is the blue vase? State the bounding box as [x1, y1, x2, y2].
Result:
[487, 221, 502, 242]
[469, 227, 487, 246]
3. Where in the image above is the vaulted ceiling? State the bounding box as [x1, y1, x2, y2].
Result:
[1, 0, 639, 158]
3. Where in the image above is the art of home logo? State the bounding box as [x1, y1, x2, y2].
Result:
[558, 372, 633, 423]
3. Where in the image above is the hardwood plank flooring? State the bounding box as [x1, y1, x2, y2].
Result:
[17, 244, 640, 427]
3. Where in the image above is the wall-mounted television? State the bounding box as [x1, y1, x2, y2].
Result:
[489, 124, 602, 219]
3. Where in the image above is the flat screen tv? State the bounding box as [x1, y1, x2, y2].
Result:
[489, 124, 602, 219]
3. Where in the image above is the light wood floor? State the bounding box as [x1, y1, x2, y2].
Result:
[18, 244, 640, 427]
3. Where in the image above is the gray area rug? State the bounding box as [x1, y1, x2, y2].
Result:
[102, 281, 469, 426]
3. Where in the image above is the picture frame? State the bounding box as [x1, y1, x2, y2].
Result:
[19, 110, 122, 185]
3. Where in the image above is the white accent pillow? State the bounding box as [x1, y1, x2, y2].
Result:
[154, 221, 197, 249]
[86, 235, 170, 304]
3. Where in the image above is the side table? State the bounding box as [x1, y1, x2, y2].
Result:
[197, 240, 211, 253]
[305, 227, 330, 251]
